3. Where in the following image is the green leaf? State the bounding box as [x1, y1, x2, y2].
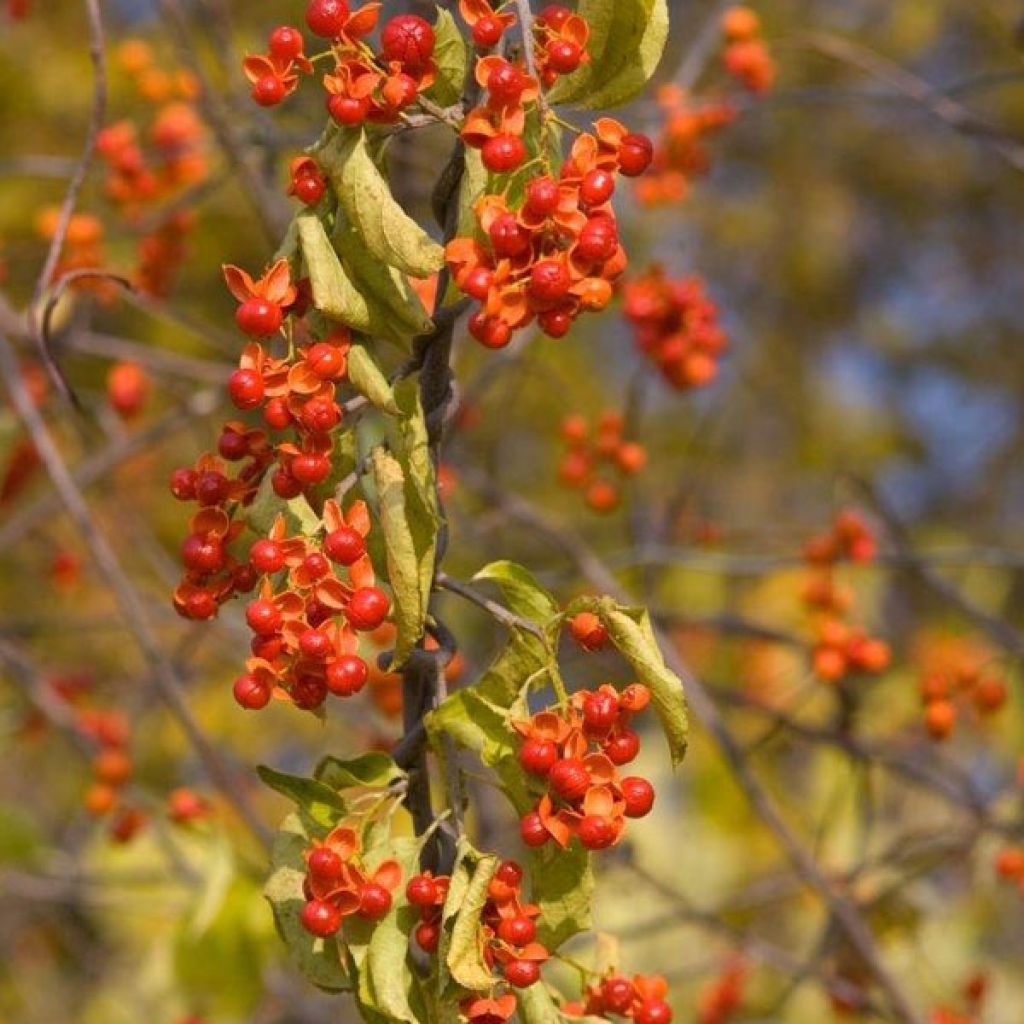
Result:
[326, 130, 444, 279]
[265, 813, 352, 992]
[348, 344, 401, 414]
[517, 983, 567, 1024]
[529, 841, 593, 949]
[445, 847, 498, 992]
[427, 8, 468, 107]
[472, 559, 559, 623]
[297, 209, 375, 332]
[246, 470, 322, 538]
[257, 765, 347, 831]
[314, 752, 405, 791]
[371, 446, 432, 668]
[582, 597, 690, 767]
[546, 0, 668, 109]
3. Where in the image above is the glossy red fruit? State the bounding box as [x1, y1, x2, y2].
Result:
[195, 470, 229, 506]
[326, 654, 368, 696]
[303, 552, 330, 580]
[250, 539, 285, 574]
[602, 976, 634, 1014]
[301, 898, 342, 936]
[291, 674, 328, 710]
[548, 758, 590, 802]
[505, 959, 541, 988]
[520, 811, 549, 847]
[358, 882, 393, 920]
[569, 611, 607, 651]
[577, 814, 616, 850]
[183, 591, 217, 620]
[252, 75, 286, 107]
[264, 397, 292, 430]
[272, 468, 303, 499]
[346, 587, 390, 630]
[538, 4, 571, 29]
[169, 468, 197, 500]
[618, 133, 654, 177]
[580, 169, 616, 207]
[461, 265, 494, 300]
[497, 915, 536, 945]
[308, 846, 345, 884]
[306, 342, 347, 379]
[181, 534, 224, 574]
[495, 860, 523, 887]
[472, 15, 504, 48]
[381, 14, 435, 69]
[524, 175, 560, 218]
[519, 737, 558, 777]
[305, 0, 349, 38]
[538, 307, 573, 338]
[299, 628, 331, 660]
[482, 134, 526, 173]
[468, 312, 513, 349]
[324, 525, 365, 565]
[291, 453, 331, 486]
[269, 25, 304, 60]
[228, 368, 264, 410]
[293, 173, 326, 206]
[416, 919, 440, 952]
[235, 297, 282, 336]
[328, 93, 370, 125]
[487, 61, 525, 104]
[489, 213, 531, 257]
[406, 874, 439, 907]
[299, 397, 341, 433]
[546, 39, 582, 74]
[246, 599, 282, 636]
[634, 999, 673, 1024]
[217, 428, 248, 461]
[621, 776, 655, 818]
[528, 260, 571, 303]
[582, 691, 619, 734]
[604, 729, 640, 765]
[576, 217, 618, 264]
[233, 673, 272, 710]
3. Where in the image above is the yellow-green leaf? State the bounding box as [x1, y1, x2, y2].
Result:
[296, 210, 374, 331]
[348, 344, 401, 414]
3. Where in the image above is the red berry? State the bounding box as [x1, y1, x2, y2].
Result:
[577, 814, 615, 850]
[301, 898, 342, 937]
[618, 133, 654, 177]
[328, 93, 370, 125]
[233, 673, 272, 710]
[194, 470, 228, 506]
[181, 533, 224, 574]
[250, 541, 284, 576]
[306, 342, 347, 379]
[415, 919, 440, 952]
[487, 61, 525, 104]
[604, 729, 640, 765]
[520, 812, 549, 847]
[546, 38, 583, 74]
[505, 959, 541, 988]
[217, 427, 248, 461]
[489, 213, 531, 258]
[324, 525, 365, 565]
[529, 260, 571, 304]
[482, 134, 526, 173]
[169, 468, 197, 501]
[406, 874, 439, 907]
[246, 599, 282, 636]
[264, 397, 292, 430]
[293, 173, 326, 206]
[548, 758, 590, 802]
[519, 737, 558, 777]
[468, 312, 513, 349]
[305, 0, 349, 38]
[472, 15, 504, 48]
[299, 628, 331, 660]
[303, 552, 330, 579]
[582, 691, 619, 735]
[580, 169, 616, 207]
[569, 612, 607, 651]
[621, 776, 655, 818]
[497, 915, 536, 946]
[538, 4, 571, 29]
[252, 75, 286, 107]
[228, 368, 264, 410]
[235, 297, 282, 337]
[232, 563, 258, 593]
[251, 633, 284, 660]
[634, 999, 673, 1024]
[358, 882, 393, 920]
[325, 654, 368, 696]
[495, 860, 523, 886]
[524, 176, 560, 218]
[183, 590, 217, 620]
[269, 25, 304, 61]
[461, 266, 494, 300]
[576, 217, 618, 264]
[538, 308, 573, 338]
[299, 397, 341, 434]
[602, 976, 634, 1014]
[381, 14, 435, 69]
[272, 468, 303, 499]
[292, 674, 327, 710]
[291, 453, 331, 486]
[346, 587, 390, 630]
[308, 846, 345, 884]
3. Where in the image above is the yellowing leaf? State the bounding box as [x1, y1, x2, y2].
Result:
[296, 210, 374, 331]
[347, 344, 401, 414]
[427, 8, 468, 107]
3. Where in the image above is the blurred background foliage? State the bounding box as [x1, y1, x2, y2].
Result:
[1, 1, 1023, 1023]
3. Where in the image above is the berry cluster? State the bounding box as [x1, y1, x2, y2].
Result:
[447, 118, 653, 348]
[300, 824, 403, 936]
[563, 972, 674, 1024]
[245, 3, 441, 127]
[34, 209, 115, 299]
[803, 508, 877, 565]
[720, 6, 775, 95]
[557, 412, 647, 513]
[622, 268, 728, 390]
[919, 663, 1007, 741]
[810, 617, 891, 683]
[409, 859, 550, 990]
[515, 684, 655, 850]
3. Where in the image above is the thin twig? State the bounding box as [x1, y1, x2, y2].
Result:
[435, 571, 547, 639]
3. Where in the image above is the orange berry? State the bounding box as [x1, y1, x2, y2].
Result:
[721, 5, 760, 41]
[585, 479, 620, 513]
[994, 847, 1024, 881]
[813, 646, 846, 682]
[615, 441, 648, 475]
[84, 783, 118, 816]
[972, 677, 1007, 714]
[92, 748, 133, 786]
[924, 699, 956, 740]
